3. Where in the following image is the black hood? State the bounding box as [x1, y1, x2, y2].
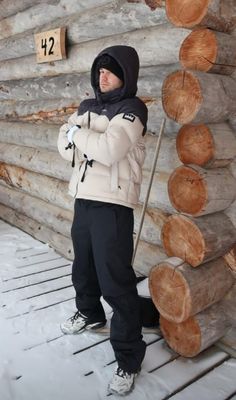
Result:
[91, 45, 139, 103]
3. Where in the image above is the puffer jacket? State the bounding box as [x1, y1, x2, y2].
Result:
[57, 45, 148, 209]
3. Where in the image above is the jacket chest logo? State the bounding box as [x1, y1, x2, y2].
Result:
[123, 113, 135, 122]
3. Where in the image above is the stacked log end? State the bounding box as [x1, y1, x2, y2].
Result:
[151, 0, 236, 357]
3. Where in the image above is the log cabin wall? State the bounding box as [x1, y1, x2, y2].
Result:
[149, 0, 236, 356]
[0, 0, 191, 274]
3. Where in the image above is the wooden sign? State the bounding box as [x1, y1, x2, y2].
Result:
[34, 27, 66, 63]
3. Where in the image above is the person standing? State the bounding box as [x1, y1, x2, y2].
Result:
[57, 45, 147, 396]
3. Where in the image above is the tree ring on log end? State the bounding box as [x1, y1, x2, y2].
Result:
[161, 215, 205, 267]
[168, 165, 207, 215]
[180, 28, 217, 72]
[149, 263, 191, 323]
[160, 315, 201, 357]
[166, 0, 211, 28]
[162, 70, 202, 124]
[176, 124, 214, 166]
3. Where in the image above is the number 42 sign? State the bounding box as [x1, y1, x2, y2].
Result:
[34, 27, 66, 63]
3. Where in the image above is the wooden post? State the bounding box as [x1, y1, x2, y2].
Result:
[179, 28, 236, 75]
[162, 70, 236, 124]
[165, 0, 236, 32]
[176, 123, 236, 168]
[149, 257, 234, 323]
[168, 165, 236, 216]
[161, 213, 236, 267]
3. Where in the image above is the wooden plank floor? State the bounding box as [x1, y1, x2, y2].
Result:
[1, 219, 236, 400]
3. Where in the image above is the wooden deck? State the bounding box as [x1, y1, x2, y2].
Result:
[1, 219, 236, 400]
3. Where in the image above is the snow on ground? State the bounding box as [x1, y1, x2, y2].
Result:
[0, 219, 236, 400]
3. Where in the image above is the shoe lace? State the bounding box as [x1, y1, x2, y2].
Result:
[116, 367, 132, 379]
[70, 311, 85, 323]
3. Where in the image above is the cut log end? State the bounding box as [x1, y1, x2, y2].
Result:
[168, 165, 207, 215]
[160, 315, 201, 357]
[176, 124, 214, 166]
[162, 71, 202, 124]
[161, 215, 205, 266]
[166, 0, 210, 28]
[149, 263, 191, 322]
[180, 28, 217, 72]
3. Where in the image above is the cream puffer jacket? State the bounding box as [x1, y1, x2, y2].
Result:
[57, 110, 146, 209]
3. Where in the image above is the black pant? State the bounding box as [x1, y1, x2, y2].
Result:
[71, 199, 146, 373]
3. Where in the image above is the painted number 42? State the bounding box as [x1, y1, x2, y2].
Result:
[41, 37, 54, 56]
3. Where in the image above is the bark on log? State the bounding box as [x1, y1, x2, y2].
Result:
[0, 25, 189, 81]
[0, 65, 178, 101]
[133, 240, 167, 277]
[0, 121, 59, 151]
[0, 0, 111, 40]
[0, 203, 74, 260]
[168, 165, 236, 216]
[0, 143, 71, 181]
[0, 0, 58, 20]
[224, 244, 236, 275]
[161, 213, 236, 267]
[0, 162, 73, 210]
[165, 0, 236, 32]
[0, 184, 73, 238]
[149, 257, 234, 323]
[176, 123, 236, 168]
[0, 121, 181, 172]
[0, 2, 167, 61]
[160, 302, 231, 357]
[127, 0, 164, 10]
[179, 28, 236, 75]
[162, 70, 236, 124]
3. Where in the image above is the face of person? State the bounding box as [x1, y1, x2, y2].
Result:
[99, 68, 123, 93]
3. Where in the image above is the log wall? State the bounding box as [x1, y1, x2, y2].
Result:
[0, 0, 189, 276]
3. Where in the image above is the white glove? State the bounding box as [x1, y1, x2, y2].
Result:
[67, 125, 80, 144]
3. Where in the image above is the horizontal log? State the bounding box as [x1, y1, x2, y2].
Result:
[127, 0, 164, 10]
[0, 184, 73, 238]
[168, 165, 236, 216]
[0, 0, 111, 40]
[160, 302, 231, 357]
[224, 199, 236, 230]
[179, 28, 236, 75]
[161, 213, 236, 267]
[0, 121, 59, 151]
[0, 143, 71, 181]
[0, 25, 189, 81]
[0, 162, 73, 210]
[0, 203, 74, 260]
[0, 99, 180, 135]
[0, 143, 176, 212]
[0, 64, 178, 101]
[0, 0, 58, 20]
[0, 2, 167, 61]
[0, 162, 169, 245]
[165, 0, 236, 32]
[0, 121, 181, 172]
[149, 257, 234, 323]
[219, 327, 236, 352]
[176, 123, 236, 168]
[162, 70, 236, 124]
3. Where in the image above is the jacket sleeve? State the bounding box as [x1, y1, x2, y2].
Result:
[57, 111, 98, 162]
[72, 113, 145, 167]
